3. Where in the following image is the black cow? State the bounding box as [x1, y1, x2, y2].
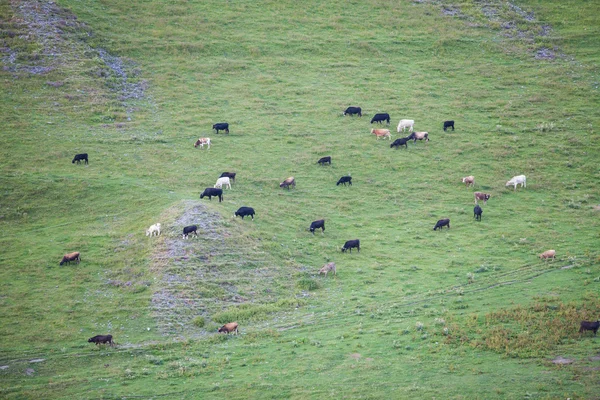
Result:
[343, 107, 362, 117]
[182, 225, 198, 239]
[443, 120, 455, 131]
[390, 137, 410, 149]
[371, 113, 390, 124]
[317, 156, 331, 165]
[213, 123, 229, 134]
[235, 206, 255, 220]
[72, 153, 88, 164]
[309, 219, 325, 235]
[579, 320, 600, 336]
[88, 335, 114, 346]
[200, 188, 223, 202]
[220, 172, 236, 182]
[474, 205, 482, 221]
[341, 239, 360, 253]
[337, 176, 352, 186]
[433, 218, 450, 231]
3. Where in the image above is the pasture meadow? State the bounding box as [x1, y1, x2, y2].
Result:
[1, 0, 599, 398]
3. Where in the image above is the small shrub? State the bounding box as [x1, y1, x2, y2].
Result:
[415, 322, 424, 331]
[192, 316, 205, 328]
[297, 277, 319, 291]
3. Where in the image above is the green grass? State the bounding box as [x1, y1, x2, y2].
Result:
[1, 0, 599, 398]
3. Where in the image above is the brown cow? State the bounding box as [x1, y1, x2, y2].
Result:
[474, 192, 491, 205]
[218, 322, 239, 335]
[539, 250, 556, 260]
[370, 129, 391, 140]
[60, 252, 80, 266]
[319, 262, 336, 277]
[408, 131, 429, 142]
[462, 176, 475, 188]
[193, 138, 211, 149]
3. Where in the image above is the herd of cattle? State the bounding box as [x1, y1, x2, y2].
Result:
[64, 108, 594, 343]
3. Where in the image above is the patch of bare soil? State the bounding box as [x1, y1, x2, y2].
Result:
[551, 356, 574, 365]
[3, 0, 148, 119]
[150, 201, 290, 337]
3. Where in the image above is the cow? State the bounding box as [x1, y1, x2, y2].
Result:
[220, 172, 236, 182]
[213, 123, 229, 134]
[317, 156, 331, 165]
[309, 219, 325, 235]
[408, 131, 429, 143]
[397, 119, 414, 133]
[182, 225, 198, 239]
[579, 320, 600, 336]
[146, 223, 161, 237]
[506, 175, 526, 191]
[194, 138, 211, 149]
[433, 219, 450, 231]
[59, 252, 80, 266]
[72, 153, 88, 164]
[88, 335, 114, 346]
[280, 177, 295, 190]
[341, 239, 360, 253]
[474, 205, 482, 221]
[319, 262, 336, 277]
[234, 206, 255, 220]
[474, 192, 491, 205]
[218, 322, 239, 335]
[200, 188, 223, 202]
[343, 106, 362, 117]
[371, 128, 391, 140]
[214, 177, 232, 190]
[390, 136, 410, 149]
[370, 113, 390, 124]
[539, 249, 556, 260]
[462, 176, 475, 188]
[337, 176, 352, 186]
[443, 120, 455, 131]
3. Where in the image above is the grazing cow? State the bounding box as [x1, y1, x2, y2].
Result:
[579, 320, 600, 336]
[341, 239, 360, 253]
[235, 206, 255, 220]
[88, 335, 114, 346]
[182, 225, 198, 239]
[213, 123, 229, 134]
[474, 192, 491, 205]
[408, 131, 429, 143]
[539, 249, 556, 260]
[371, 113, 390, 124]
[443, 120, 455, 131]
[343, 106, 362, 117]
[200, 187, 223, 202]
[317, 156, 331, 165]
[220, 172, 236, 182]
[60, 251, 80, 266]
[433, 219, 450, 231]
[280, 177, 296, 190]
[194, 138, 211, 149]
[390, 136, 410, 149]
[218, 322, 239, 335]
[397, 119, 414, 133]
[319, 262, 336, 277]
[337, 176, 352, 186]
[506, 175, 526, 191]
[462, 176, 475, 188]
[371, 128, 391, 140]
[146, 223, 161, 237]
[474, 205, 482, 221]
[72, 153, 88, 164]
[214, 177, 232, 190]
[309, 219, 325, 235]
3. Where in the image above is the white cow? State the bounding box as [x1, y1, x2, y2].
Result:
[146, 223, 161, 237]
[397, 119, 415, 133]
[214, 176, 231, 189]
[194, 138, 211, 149]
[506, 175, 526, 191]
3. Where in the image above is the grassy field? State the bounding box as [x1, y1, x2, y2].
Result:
[1, 0, 599, 398]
